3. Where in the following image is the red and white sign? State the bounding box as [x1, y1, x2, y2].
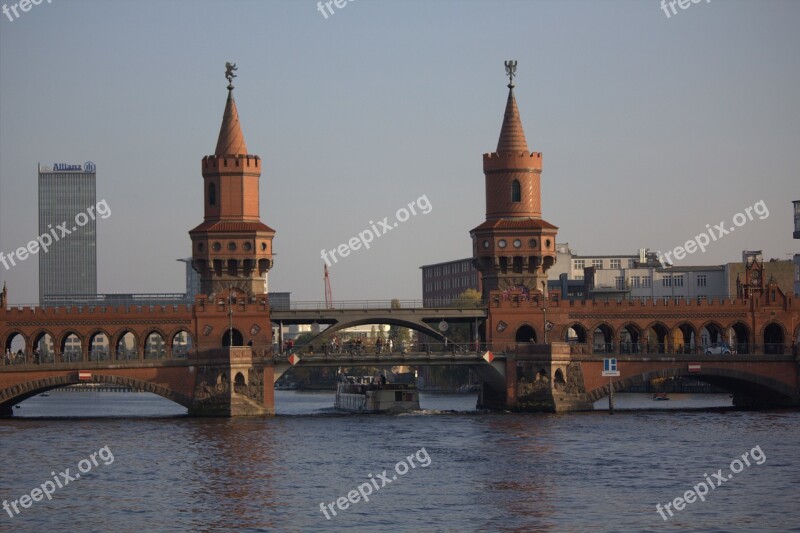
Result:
[78, 371, 92, 381]
[688, 363, 701, 373]
[288, 354, 301, 366]
[482, 351, 494, 363]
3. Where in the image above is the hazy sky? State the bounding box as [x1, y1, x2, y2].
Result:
[1, 0, 798, 304]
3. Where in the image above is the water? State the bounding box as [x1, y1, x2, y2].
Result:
[1, 391, 798, 532]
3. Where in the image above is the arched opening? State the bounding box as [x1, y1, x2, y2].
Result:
[172, 331, 193, 359]
[619, 324, 641, 354]
[645, 323, 669, 354]
[554, 368, 566, 389]
[763, 323, 785, 354]
[116, 331, 138, 361]
[222, 329, 244, 347]
[144, 332, 166, 360]
[208, 182, 216, 206]
[673, 323, 697, 354]
[234, 372, 246, 388]
[511, 179, 521, 202]
[89, 332, 110, 361]
[33, 332, 55, 363]
[592, 324, 613, 353]
[61, 333, 82, 363]
[731, 322, 750, 354]
[515, 325, 537, 344]
[700, 322, 724, 350]
[4, 333, 26, 364]
[565, 324, 588, 344]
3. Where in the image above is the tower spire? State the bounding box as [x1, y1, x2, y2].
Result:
[215, 62, 248, 157]
[496, 60, 528, 153]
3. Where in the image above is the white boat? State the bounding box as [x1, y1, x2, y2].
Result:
[334, 375, 420, 413]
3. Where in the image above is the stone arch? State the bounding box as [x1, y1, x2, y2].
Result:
[672, 322, 697, 354]
[58, 331, 83, 362]
[585, 366, 797, 408]
[618, 323, 641, 354]
[643, 322, 669, 354]
[0, 374, 193, 413]
[293, 317, 447, 352]
[234, 372, 246, 387]
[589, 322, 614, 353]
[553, 368, 566, 389]
[88, 329, 111, 361]
[699, 321, 725, 348]
[170, 330, 193, 359]
[515, 324, 537, 343]
[729, 322, 751, 355]
[564, 323, 588, 344]
[762, 321, 787, 355]
[2, 330, 27, 363]
[31, 330, 56, 363]
[144, 329, 167, 360]
[114, 330, 139, 361]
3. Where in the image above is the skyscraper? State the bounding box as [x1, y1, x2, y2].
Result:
[38, 162, 97, 305]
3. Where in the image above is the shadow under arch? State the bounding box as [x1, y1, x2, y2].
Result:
[585, 366, 798, 407]
[0, 374, 193, 415]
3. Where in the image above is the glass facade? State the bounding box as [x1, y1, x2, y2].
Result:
[38, 165, 97, 305]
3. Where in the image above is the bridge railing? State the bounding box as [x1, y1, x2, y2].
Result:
[271, 299, 487, 311]
[281, 341, 497, 357]
[568, 342, 798, 356]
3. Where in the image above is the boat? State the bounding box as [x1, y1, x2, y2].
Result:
[334, 375, 420, 413]
[652, 392, 670, 401]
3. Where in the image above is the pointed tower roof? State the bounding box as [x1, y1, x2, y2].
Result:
[496, 85, 528, 153]
[214, 86, 248, 157]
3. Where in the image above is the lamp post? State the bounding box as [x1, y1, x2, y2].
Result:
[228, 286, 235, 348]
[541, 281, 548, 344]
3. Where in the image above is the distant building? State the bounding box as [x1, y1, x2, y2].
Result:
[420, 257, 481, 306]
[794, 200, 800, 296]
[584, 265, 728, 300]
[38, 162, 97, 306]
[548, 243, 661, 281]
[177, 258, 201, 303]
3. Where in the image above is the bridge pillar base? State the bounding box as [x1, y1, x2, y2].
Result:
[0, 403, 13, 418]
[731, 392, 800, 410]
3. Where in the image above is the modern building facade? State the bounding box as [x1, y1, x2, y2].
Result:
[38, 162, 97, 305]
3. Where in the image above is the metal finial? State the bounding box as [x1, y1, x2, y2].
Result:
[225, 62, 238, 90]
[504, 60, 518, 88]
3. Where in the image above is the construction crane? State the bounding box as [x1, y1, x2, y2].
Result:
[324, 264, 333, 309]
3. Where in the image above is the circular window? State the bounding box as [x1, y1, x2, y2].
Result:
[483, 240, 490, 249]
[513, 239, 522, 248]
[212, 242, 221, 251]
[228, 242, 237, 251]
[243, 242, 252, 251]
[498, 239, 507, 249]
[529, 239, 537, 248]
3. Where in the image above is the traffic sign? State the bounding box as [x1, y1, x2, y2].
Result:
[602, 358, 620, 377]
[482, 351, 494, 363]
[288, 354, 301, 365]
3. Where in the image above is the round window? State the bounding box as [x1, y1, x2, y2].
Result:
[513, 239, 522, 248]
[228, 242, 237, 251]
[483, 240, 490, 249]
[498, 239, 507, 249]
[212, 242, 221, 252]
[243, 242, 252, 251]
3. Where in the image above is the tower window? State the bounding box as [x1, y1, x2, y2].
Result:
[511, 180, 521, 203]
[209, 183, 217, 206]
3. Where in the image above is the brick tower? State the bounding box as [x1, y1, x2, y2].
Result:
[189, 64, 275, 296]
[471, 61, 558, 296]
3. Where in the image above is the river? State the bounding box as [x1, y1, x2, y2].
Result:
[1, 391, 798, 532]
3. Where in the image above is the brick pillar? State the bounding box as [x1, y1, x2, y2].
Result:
[263, 364, 275, 415]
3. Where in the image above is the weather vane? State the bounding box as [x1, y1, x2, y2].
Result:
[225, 62, 238, 89]
[504, 60, 518, 88]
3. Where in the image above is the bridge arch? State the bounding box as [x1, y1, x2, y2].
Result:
[58, 331, 83, 362]
[88, 329, 112, 361]
[699, 320, 725, 347]
[3, 330, 28, 356]
[672, 322, 697, 353]
[0, 374, 193, 413]
[144, 329, 168, 359]
[515, 323, 538, 343]
[643, 321, 669, 353]
[729, 321, 751, 354]
[31, 330, 56, 362]
[114, 330, 139, 361]
[295, 317, 446, 349]
[169, 329, 194, 359]
[761, 321, 788, 354]
[589, 322, 614, 353]
[618, 323, 641, 353]
[563, 323, 587, 344]
[586, 366, 798, 407]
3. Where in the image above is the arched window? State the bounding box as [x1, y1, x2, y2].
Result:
[511, 180, 521, 203]
[209, 183, 217, 206]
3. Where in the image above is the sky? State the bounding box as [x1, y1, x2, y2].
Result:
[1, 0, 798, 305]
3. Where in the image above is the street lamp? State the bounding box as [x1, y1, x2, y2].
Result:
[228, 286, 235, 348]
